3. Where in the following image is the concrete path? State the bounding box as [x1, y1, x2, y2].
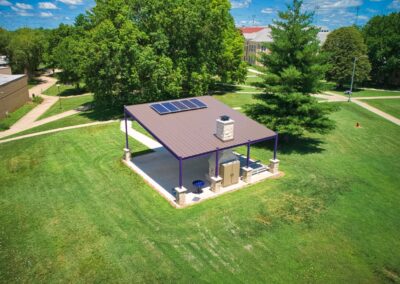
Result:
[356, 96, 400, 100]
[315, 91, 400, 126]
[352, 99, 400, 126]
[247, 68, 265, 75]
[0, 73, 61, 139]
[120, 120, 162, 150]
[28, 74, 57, 98]
[0, 120, 116, 144]
[362, 87, 400, 93]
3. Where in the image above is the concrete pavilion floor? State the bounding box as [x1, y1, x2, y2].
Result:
[124, 146, 278, 207]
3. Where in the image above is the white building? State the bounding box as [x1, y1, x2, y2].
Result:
[239, 26, 330, 65]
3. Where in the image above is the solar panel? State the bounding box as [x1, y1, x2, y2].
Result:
[181, 100, 197, 109]
[190, 98, 207, 108]
[151, 98, 208, 115]
[151, 104, 170, 114]
[171, 101, 189, 110]
[161, 102, 179, 112]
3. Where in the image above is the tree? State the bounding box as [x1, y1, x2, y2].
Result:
[363, 13, 400, 87]
[245, 0, 336, 137]
[79, 0, 246, 108]
[44, 24, 74, 72]
[53, 36, 85, 88]
[6, 28, 46, 78]
[322, 26, 371, 88]
[0, 28, 10, 55]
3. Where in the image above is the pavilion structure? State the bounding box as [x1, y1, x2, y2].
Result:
[123, 96, 280, 207]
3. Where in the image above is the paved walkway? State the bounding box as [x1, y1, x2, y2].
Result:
[316, 91, 400, 126]
[28, 74, 57, 98]
[0, 120, 116, 144]
[247, 68, 265, 75]
[352, 99, 400, 126]
[0, 74, 60, 139]
[120, 120, 162, 150]
[356, 95, 400, 100]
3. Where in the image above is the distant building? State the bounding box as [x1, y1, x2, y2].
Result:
[0, 55, 9, 67]
[0, 74, 29, 119]
[239, 26, 330, 65]
[0, 66, 12, 75]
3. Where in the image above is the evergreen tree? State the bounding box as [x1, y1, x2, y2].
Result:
[246, 0, 336, 137]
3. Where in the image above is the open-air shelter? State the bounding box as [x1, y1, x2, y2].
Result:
[123, 95, 280, 207]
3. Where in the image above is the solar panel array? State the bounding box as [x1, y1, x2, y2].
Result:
[150, 98, 207, 115]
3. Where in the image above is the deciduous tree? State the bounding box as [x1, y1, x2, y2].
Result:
[322, 26, 371, 88]
[363, 13, 400, 87]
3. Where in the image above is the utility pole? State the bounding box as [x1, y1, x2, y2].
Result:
[252, 15, 256, 25]
[348, 57, 357, 102]
[354, 6, 360, 26]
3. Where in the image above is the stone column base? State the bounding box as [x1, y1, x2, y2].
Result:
[123, 148, 131, 161]
[210, 176, 223, 193]
[175, 187, 187, 206]
[242, 167, 253, 183]
[269, 159, 280, 174]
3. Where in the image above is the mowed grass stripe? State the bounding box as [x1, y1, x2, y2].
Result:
[0, 104, 399, 282]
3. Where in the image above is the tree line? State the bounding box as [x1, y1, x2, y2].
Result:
[245, 2, 399, 137]
[0, 0, 246, 108]
[0, 0, 398, 138]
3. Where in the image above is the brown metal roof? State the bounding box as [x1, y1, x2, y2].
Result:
[125, 96, 276, 159]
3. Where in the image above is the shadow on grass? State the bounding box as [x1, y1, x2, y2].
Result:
[79, 106, 122, 121]
[210, 84, 241, 95]
[59, 87, 88, 97]
[253, 135, 325, 156]
[28, 78, 45, 87]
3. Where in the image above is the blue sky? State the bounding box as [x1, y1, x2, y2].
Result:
[0, 0, 398, 30]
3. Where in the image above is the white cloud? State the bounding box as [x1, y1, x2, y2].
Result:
[40, 11, 53, 17]
[39, 2, 58, 9]
[57, 0, 82, 5]
[369, 0, 383, 2]
[15, 2, 33, 9]
[261, 7, 274, 14]
[231, 0, 251, 9]
[318, 0, 362, 9]
[11, 6, 33, 16]
[0, 0, 11, 6]
[358, 15, 369, 20]
[366, 8, 378, 12]
[389, 0, 400, 9]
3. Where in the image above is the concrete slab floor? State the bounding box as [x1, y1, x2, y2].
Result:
[123, 147, 279, 208]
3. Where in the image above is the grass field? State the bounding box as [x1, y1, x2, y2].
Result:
[331, 88, 400, 97]
[365, 99, 400, 119]
[0, 103, 399, 282]
[38, 95, 94, 120]
[0, 101, 39, 131]
[213, 93, 258, 108]
[44, 83, 88, 97]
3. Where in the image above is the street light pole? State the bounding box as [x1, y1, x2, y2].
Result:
[348, 57, 358, 102]
[57, 84, 61, 109]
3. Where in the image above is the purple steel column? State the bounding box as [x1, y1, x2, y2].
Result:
[215, 148, 219, 177]
[179, 157, 183, 188]
[124, 111, 129, 149]
[273, 134, 278, 160]
[246, 141, 251, 168]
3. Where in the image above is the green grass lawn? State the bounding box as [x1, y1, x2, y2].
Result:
[213, 93, 259, 108]
[38, 95, 94, 120]
[0, 101, 39, 131]
[44, 83, 88, 97]
[330, 88, 400, 97]
[0, 103, 399, 282]
[364, 99, 400, 119]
